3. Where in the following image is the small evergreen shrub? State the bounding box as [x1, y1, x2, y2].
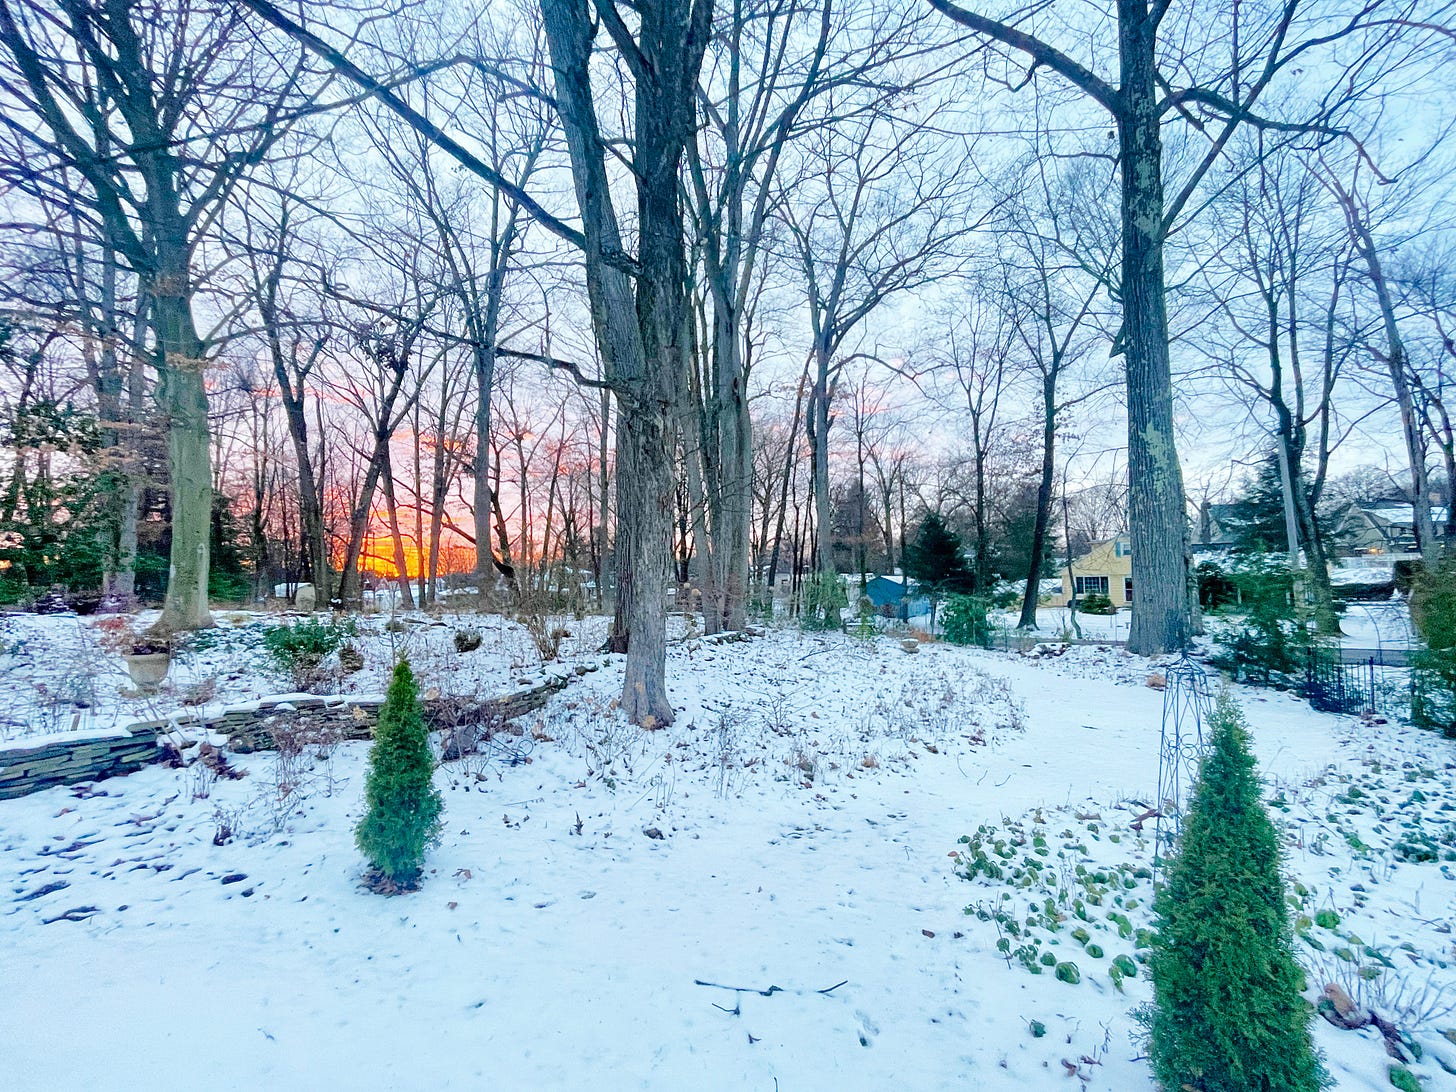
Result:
[799, 572, 847, 631]
[851, 596, 878, 639]
[1079, 591, 1115, 615]
[1410, 560, 1456, 737]
[942, 594, 992, 647]
[355, 658, 443, 892]
[262, 617, 356, 686]
[1144, 693, 1327, 1092]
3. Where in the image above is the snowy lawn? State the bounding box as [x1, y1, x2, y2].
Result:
[1, 622, 1453, 1090]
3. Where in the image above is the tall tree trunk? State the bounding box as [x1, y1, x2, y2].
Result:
[1119, 0, 1189, 654]
[473, 342, 499, 598]
[380, 461, 415, 609]
[413, 402, 427, 606]
[810, 338, 833, 575]
[708, 304, 752, 631]
[152, 285, 213, 632]
[596, 388, 610, 609]
[683, 423, 719, 630]
[766, 372, 807, 592]
[540, 0, 707, 726]
[1019, 376, 1058, 629]
[113, 313, 148, 604]
[1347, 218, 1438, 564]
[613, 398, 674, 723]
[427, 411, 449, 608]
[681, 365, 720, 631]
[339, 448, 387, 604]
[973, 432, 990, 593]
[274, 351, 330, 606]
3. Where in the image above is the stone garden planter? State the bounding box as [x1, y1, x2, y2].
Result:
[123, 652, 172, 689]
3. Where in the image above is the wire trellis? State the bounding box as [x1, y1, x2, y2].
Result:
[1153, 653, 1213, 873]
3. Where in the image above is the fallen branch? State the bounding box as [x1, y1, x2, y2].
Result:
[42, 905, 100, 924]
[694, 977, 850, 998]
[15, 880, 69, 902]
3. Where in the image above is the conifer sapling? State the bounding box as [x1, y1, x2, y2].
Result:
[355, 658, 443, 892]
[1145, 693, 1327, 1092]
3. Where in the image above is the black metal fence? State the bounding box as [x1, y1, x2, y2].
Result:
[1303, 650, 1409, 718]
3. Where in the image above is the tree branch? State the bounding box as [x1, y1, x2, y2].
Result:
[236, 0, 594, 257]
[926, 0, 1121, 117]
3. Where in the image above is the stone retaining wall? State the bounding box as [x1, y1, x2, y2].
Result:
[0, 675, 570, 801]
[0, 728, 160, 800]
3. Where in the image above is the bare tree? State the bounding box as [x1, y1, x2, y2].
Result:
[921, 290, 1020, 592]
[1399, 243, 1456, 551]
[928, 0, 1447, 652]
[243, 0, 712, 725]
[991, 163, 1111, 628]
[1320, 159, 1442, 563]
[230, 186, 336, 604]
[777, 81, 974, 581]
[0, 0, 317, 630]
[1201, 144, 1367, 628]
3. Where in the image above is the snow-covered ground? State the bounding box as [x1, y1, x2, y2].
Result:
[1337, 601, 1419, 651]
[985, 602, 1419, 653]
[1, 617, 1453, 1090]
[0, 608, 608, 744]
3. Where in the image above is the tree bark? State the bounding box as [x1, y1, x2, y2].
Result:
[152, 285, 214, 632]
[1019, 374, 1058, 629]
[1333, 184, 1439, 565]
[1119, 0, 1189, 654]
[540, 0, 708, 726]
[810, 337, 834, 575]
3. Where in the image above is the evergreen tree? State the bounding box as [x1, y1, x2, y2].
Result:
[904, 512, 974, 629]
[356, 659, 443, 891]
[1225, 451, 1343, 560]
[903, 511, 973, 620]
[1146, 694, 1326, 1092]
[1225, 453, 1290, 553]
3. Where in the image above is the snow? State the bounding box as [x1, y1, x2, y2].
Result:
[990, 606, 1133, 643]
[1337, 602, 1418, 652]
[1331, 561, 1396, 587]
[0, 726, 133, 753]
[0, 618, 1453, 1090]
[0, 608, 604, 744]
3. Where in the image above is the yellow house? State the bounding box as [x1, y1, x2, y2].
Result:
[1049, 535, 1134, 609]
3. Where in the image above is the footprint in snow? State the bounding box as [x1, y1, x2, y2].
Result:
[855, 1010, 879, 1047]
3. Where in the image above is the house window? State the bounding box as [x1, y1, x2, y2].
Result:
[1124, 577, 1133, 602]
[1114, 540, 1131, 558]
[1074, 576, 1109, 597]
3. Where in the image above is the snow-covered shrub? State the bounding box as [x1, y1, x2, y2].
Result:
[262, 617, 355, 688]
[1144, 693, 1326, 1092]
[356, 659, 443, 892]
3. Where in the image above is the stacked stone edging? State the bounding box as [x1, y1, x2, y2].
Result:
[0, 728, 160, 800]
[0, 674, 571, 801]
